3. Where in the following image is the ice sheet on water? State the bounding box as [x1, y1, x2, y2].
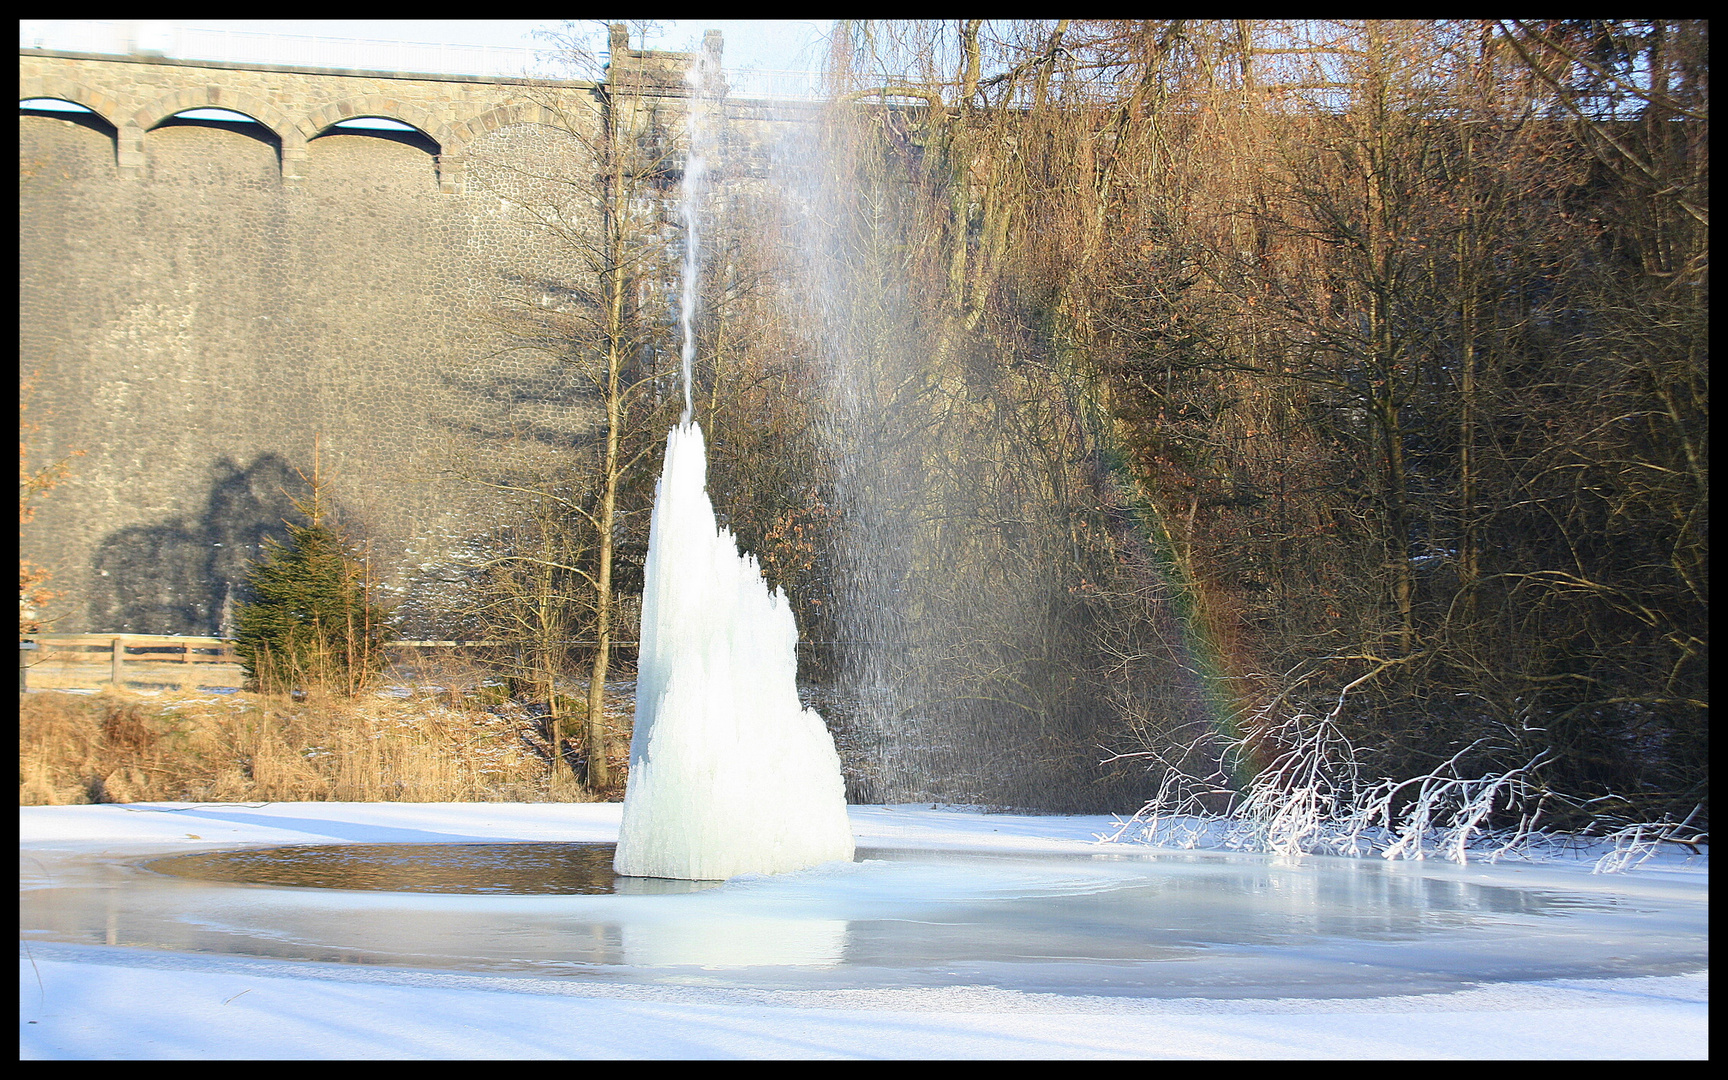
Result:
[20, 839, 1707, 995]
[614, 421, 854, 880]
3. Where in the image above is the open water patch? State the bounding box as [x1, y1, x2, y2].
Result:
[148, 842, 718, 895]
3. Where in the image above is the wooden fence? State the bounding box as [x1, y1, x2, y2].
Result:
[17, 636, 647, 692]
[21, 634, 245, 692]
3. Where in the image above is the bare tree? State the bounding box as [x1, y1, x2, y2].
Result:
[454, 21, 689, 791]
[806, 19, 1708, 825]
[19, 374, 83, 634]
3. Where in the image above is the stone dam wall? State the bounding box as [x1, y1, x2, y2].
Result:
[19, 47, 803, 636]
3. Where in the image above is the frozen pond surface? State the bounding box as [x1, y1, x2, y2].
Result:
[20, 803, 1709, 1057]
[21, 806, 1707, 999]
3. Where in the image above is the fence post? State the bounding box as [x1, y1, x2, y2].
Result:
[112, 637, 124, 687]
[20, 641, 39, 692]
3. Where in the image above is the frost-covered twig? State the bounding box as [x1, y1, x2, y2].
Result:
[1097, 731, 1233, 849]
[1593, 805, 1708, 874]
[1103, 672, 1558, 866]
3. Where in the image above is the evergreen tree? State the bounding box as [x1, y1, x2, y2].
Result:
[233, 463, 394, 695]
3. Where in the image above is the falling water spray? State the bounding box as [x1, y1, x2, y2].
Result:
[675, 42, 716, 422]
[775, 95, 959, 805]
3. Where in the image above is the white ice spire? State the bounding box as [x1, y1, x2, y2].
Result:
[614, 420, 855, 879]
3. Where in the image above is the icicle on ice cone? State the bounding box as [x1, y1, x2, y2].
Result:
[614, 420, 854, 880]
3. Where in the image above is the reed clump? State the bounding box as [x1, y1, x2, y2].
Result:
[17, 686, 621, 806]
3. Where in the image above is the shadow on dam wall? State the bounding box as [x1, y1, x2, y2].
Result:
[87, 455, 307, 636]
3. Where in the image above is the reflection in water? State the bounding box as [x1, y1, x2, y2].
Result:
[622, 918, 850, 968]
[148, 842, 720, 895]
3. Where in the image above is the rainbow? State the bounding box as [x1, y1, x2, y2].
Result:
[1080, 382, 1268, 793]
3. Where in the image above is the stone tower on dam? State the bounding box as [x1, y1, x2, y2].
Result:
[20, 32, 796, 636]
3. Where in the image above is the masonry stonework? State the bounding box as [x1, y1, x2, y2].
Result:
[20, 46, 791, 636]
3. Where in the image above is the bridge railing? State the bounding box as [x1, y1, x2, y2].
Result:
[18, 20, 830, 99]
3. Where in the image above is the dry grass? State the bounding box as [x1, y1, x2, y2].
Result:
[18, 685, 632, 806]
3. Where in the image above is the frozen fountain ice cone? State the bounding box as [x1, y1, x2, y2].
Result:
[614, 420, 855, 880]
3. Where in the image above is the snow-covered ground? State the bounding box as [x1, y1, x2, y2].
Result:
[20, 802, 1708, 1059]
